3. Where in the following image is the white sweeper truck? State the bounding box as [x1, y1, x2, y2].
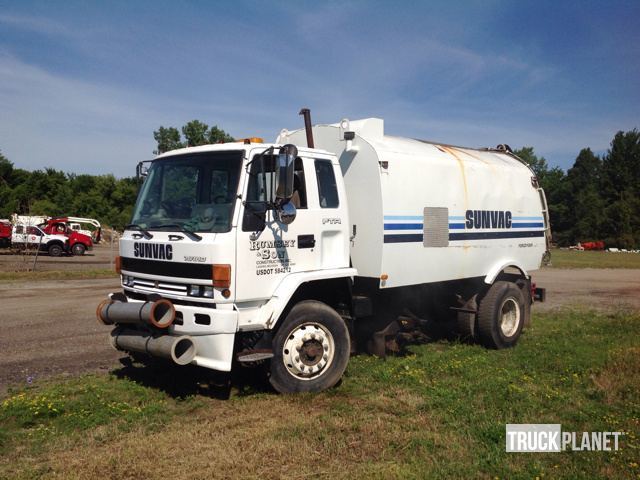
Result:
[97, 110, 549, 393]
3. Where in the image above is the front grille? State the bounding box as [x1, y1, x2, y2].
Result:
[125, 290, 215, 308]
[131, 278, 188, 295]
[121, 257, 212, 279]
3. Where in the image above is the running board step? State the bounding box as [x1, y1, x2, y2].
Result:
[237, 349, 274, 363]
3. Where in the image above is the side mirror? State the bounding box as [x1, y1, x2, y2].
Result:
[275, 144, 297, 202]
[277, 202, 297, 225]
[136, 160, 152, 179]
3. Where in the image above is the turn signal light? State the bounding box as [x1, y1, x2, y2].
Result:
[212, 264, 231, 288]
[115, 255, 121, 274]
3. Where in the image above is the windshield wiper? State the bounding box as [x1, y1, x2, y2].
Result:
[125, 224, 153, 239]
[151, 224, 202, 242]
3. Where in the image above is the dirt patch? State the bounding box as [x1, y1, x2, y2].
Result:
[532, 268, 640, 312]
[0, 278, 122, 391]
[0, 242, 118, 273]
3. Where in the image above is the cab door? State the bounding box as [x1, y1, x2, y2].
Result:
[11, 225, 26, 245]
[235, 154, 321, 303]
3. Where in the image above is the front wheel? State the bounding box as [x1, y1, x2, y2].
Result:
[477, 281, 526, 349]
[71, 243, 86, 255]
[269, 300, 350, 394]
[48, 243, 63, 257]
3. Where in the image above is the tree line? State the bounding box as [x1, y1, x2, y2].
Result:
[514, 129, 639, 249]
[0, 152, 139, 229]
[1, 121, 637, 247]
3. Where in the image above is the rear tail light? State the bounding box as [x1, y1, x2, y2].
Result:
[115, 255, 121, 274]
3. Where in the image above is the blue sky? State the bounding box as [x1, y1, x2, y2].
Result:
[0, 0, 638, 176]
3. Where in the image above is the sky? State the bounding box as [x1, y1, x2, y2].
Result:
[0, 0, 638, 176]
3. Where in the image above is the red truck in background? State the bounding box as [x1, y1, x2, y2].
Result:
[0, 220, 11, 248]
[38, 218, 94, 255]
[0, 218, 93, 255]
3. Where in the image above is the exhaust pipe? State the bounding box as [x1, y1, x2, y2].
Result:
[97, 298, 175, 329]
[299, 108, 314, 148]
[110, 327, 197, 366]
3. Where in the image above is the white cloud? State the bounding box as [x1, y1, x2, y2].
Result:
[0, 13, 83, 39]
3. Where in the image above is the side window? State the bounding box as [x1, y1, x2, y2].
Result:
[291, 158, 307, 209]
[245, 156, 307, 208]
[315, 159, 339, 208]
[15, 226, 24, 234]
[246, 156, 276, 203]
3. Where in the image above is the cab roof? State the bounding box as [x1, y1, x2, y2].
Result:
[154, 142, 331, 160]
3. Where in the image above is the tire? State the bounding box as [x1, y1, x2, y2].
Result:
[269, 300, 350, 394]
[48, 243, 63, 257]
[477, 281, 525, 349]
[71, 243, 86, 256]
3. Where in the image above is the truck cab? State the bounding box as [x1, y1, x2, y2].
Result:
[113, 142, 354, 390]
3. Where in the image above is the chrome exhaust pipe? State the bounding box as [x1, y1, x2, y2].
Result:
[97, 298, 175, 329]
[109, 327, 197, 366]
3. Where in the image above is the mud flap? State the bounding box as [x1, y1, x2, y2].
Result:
[367, 310, 431, 357]
[367, 320, 401, 357]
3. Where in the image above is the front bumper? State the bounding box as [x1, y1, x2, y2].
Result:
[109, 293, 238, 372]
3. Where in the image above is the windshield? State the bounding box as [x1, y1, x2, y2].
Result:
[131, 151, 243, 233]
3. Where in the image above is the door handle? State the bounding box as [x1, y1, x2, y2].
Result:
[298, 234, 316, 249]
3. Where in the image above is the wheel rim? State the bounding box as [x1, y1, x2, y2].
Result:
[282, 322, 335, 380]
[499, 297, 521, 337]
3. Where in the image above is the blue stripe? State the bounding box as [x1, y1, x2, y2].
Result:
[384, 234, 423, 243]
[384, 223, 423, 230]
[511, 223, 544, 228]
[383, 215, 422, 221]
[449, 230, 545, 241]
[383, 230, 545, 243]
[448, 216, 465, 220]
[449, 223, 465, 229]
[513, 216, 543, 220]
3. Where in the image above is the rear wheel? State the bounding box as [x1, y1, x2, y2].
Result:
[71, 243, 86, 255]
[269, 300, 350, 393]
[477, 281, 525, 349]
[48, 243, 63, 257]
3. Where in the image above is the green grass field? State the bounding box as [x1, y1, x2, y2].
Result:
[546, 249, 640, 269]
[0, 268, 117, 282]
[1, 310, 638, 479]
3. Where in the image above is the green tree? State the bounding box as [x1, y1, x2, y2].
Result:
[0, 151, 13, 185]
[154, 121, 234, 153]
[515, 146, 549, 179]
[514, 147, 569, 244]
[600, 129, 640, 248]
[564, 148, 604, 244]
[153, 126, 183, 154]
[207, 125, 234, 144]
[182, 120, 209, 147]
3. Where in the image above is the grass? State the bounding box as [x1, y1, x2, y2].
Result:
[1, 310, 639, 479]
[546, 249, 640, 269]
[0, 268, 118, 282]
